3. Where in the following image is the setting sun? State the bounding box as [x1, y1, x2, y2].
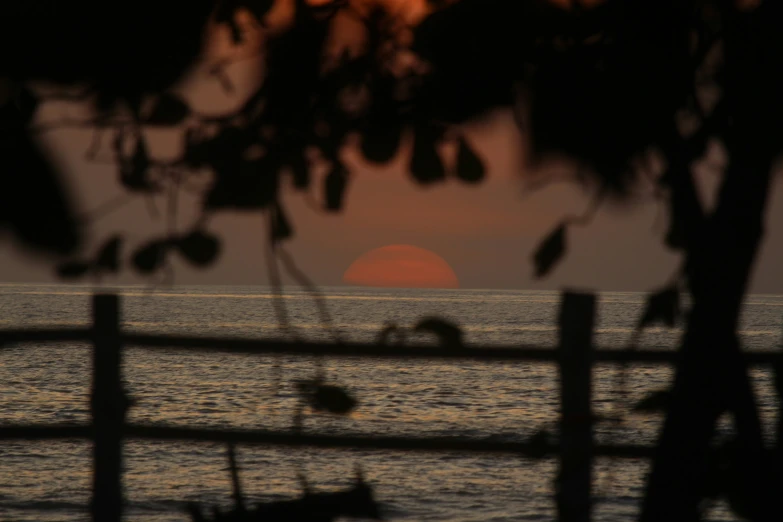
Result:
[343, 245, 459, 289]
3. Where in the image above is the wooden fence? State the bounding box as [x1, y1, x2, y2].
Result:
[0, 292, 780, 522]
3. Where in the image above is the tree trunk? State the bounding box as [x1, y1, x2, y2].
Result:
[639, 3, 783, 517]
[640, 143, 774, 521]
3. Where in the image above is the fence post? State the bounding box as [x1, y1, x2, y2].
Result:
[556, 291, 596, 522]
[90, 294, 126, 522]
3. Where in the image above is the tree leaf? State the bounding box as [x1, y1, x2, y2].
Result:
[120, 135, 154, 192]
[145, 93, 190, 126]
[377, 322, 406, 346]
[242, 0, 276, 24]
[310, 384, 358, 415]
[632, 389, 672, 412]
[410, 127, 446, 184]
[455, 136, 485, 184]
[214, 0, 245, 43]
[56, 260, 91, 279]
[176, 230, 220, 267]
[360, 122, 402, 164]
[133, 136, 150, 171]
[132, 241, 168, 274]
[324, 164, 348, 212]
[183, 127, 207, 169]
[289, 152, 310, 190]
[94, 235, 123, 273]
[413, 317, 463, 347]
[639, 285, 680, 328]
[533, 224, 566, 279]
[1, 122, 81, 256]
[205, 147, 279, 210]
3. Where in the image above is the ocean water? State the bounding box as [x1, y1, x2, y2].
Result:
[0, 283, 781, 521]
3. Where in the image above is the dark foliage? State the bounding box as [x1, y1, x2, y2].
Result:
[412, 0, 528, 123]
[0, 1, 215, 109]
[187, 447, 380, 521]
[2, 0, 498, 273]
[409, 125, 447, 184]
[413, 317, 463, 347]
[324, 164, 349, 212]
[175, 230, 221, 267]
[295, 380, 358, 416]
[93, 236, 123, 273]
[187, 477, 380, 522]
[56, 260, 91, 279]
[0, 92, 80, 255]
[132, 240, 169, 275]
[144, 93, 191, 126]
[455, 136, 485, 184]
[55, 235, 122, 278]
[376, 322, 407, 346]
[638, 285, 680, 329]
[532, 223, 566, 279]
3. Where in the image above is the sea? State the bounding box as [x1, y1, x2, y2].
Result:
[0, 283, 781, 522]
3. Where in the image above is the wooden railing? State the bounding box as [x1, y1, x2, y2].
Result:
[1, 292, 780, 522]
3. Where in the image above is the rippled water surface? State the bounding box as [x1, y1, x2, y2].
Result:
[0, 284, 781, 521]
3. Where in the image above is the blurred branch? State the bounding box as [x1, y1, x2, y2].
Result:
[277, 246, 342, 343]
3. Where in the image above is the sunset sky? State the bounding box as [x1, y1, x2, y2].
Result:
[6, 108, 783, 293]
[3, 0, 783, 293]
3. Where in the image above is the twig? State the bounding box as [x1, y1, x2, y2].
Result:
[277, 247, 341, 343]
[227, 443, 246, 512]
[264, 212, 299, 396]
[78, 193, 135, 224]
[167, 170, 180, 236]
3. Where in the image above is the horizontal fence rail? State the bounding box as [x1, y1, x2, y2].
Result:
[2, 328, 783, 364]
[0, 423, 654, 458]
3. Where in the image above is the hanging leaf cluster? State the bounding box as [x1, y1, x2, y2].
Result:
[413, 317, 464, 347]
[408, 126, 486, 186]
[144, 93, 190, 126]
[57, 236, 123, 279]
[41, 0, 498, 279]
[377, 322, 408, 346]
[295, 379, 358, 415]
[186, 459, 380, 521]
[533, 223, 567, 279]
[57, 229, 220, 279]
[131, 230, 221, 274]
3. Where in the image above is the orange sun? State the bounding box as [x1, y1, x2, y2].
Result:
[343, 245, 459, 289]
